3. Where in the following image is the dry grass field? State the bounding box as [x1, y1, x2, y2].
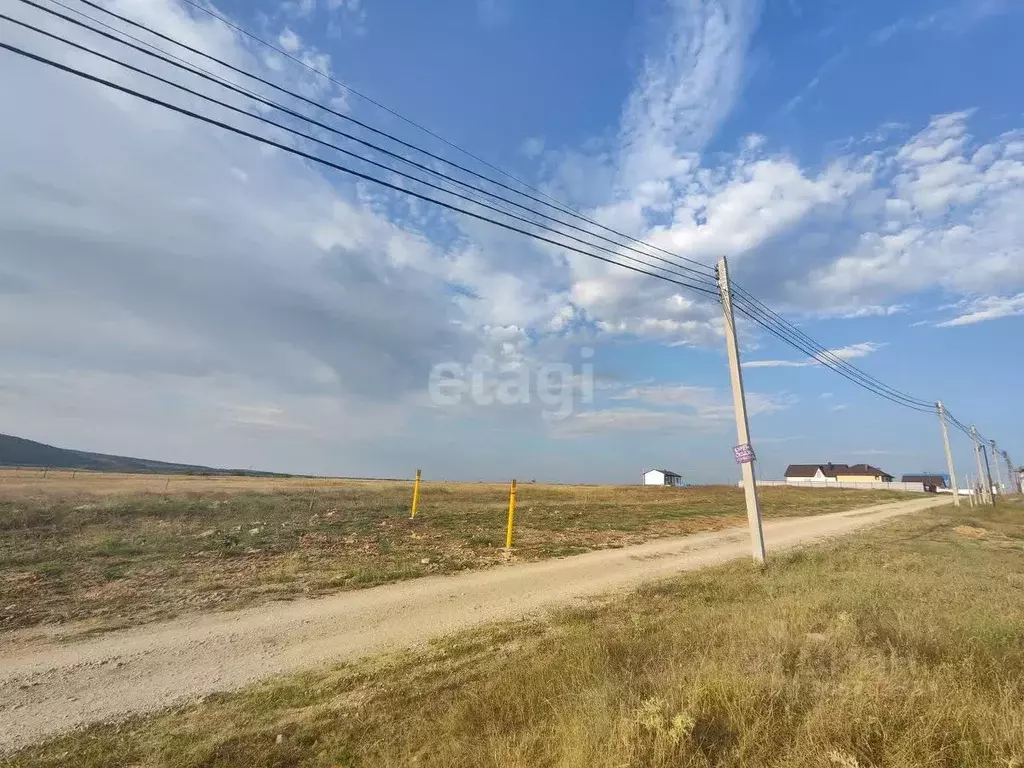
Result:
[9, 497, 1023, 767]
[0, 469, 910, 636]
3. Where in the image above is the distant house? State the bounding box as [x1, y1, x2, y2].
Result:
[785, 463, 894, 484]
[785, 464, 839, 483]
[838, 464, 894, 483]
[901, 474, 947, 493]
[643, 469, 683, 487]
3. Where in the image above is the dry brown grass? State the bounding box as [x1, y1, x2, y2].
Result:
[10, 498, 1024, 767]
[0, 469, 910, 636]
[0, 468, 386, 498]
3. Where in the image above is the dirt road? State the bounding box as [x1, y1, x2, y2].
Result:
[0, 496, 946, 752]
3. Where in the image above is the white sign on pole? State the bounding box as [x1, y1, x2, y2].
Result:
[733, 443, 756, 464]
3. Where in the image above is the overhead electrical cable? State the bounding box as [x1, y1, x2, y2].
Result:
[727, 287, 936, 409]
[0, 42, 723, 301]
[57, 0, 720, 282]
[4, 17, 723, 292]
[730, 302, 938, 413]
[12, 0, 722, 290]
[174, 0, 588, 222]
[12, 0, 949, 418]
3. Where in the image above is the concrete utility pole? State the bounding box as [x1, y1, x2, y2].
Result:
[717, 256, 766, 565]
[936, 401, 960, 508]
[981, 435, 996, 504]
[1003, 454, 1019, 495]
[971, 426, 992, 505]
[990, 440, 1004, 495]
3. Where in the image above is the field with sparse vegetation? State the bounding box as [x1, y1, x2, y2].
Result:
[0, 469, 911, 636]
[9, 497, 1024, 767]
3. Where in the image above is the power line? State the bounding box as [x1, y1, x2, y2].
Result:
[1, 41, 723, 302]
[731, 301, 938, 414]
[9, 0, 966, 420]
[11, 0, 721, 290]
[31, 0, 939, 409]
[3, 14, 722, 294]
[61, 0, 720, 282]
[174, 0, 579, 219]
[728, 288, 936, 409]
[172, 0, 720, 278]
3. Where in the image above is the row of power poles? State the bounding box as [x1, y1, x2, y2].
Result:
[937, 402, 1020, 507]
[716, 256, 1019, 566]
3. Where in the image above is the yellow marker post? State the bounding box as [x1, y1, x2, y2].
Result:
[410, 469, 422, 519]
[505, 479, 517, 549]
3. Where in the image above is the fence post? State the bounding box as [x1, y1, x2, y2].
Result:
[505, 479, 517, 550]
[410, 469, 422, 519]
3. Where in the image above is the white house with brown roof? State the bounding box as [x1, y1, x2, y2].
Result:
[785, 462, 894, 485]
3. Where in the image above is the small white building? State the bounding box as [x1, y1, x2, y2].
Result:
[643, 469, 683, 487]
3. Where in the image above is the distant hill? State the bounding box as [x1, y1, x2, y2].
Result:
[0, 434, 288, 476]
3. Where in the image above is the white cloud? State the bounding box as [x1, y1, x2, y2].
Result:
[278, 27, 301, 53]
[531, 1, 770, 348]
[0, 0, 576, 473]
[743, 359, 813, 369]
[548, 105, 1024, 332]
[803, 114, 1024, 307]
[936, 293, 1024, 327]
[830, 305, 907, 319]
[281, 0, 315, 19]
[871, 0, 1021, 44]
[551, 407, 709, 437]
[781, 47, 849, 115]
[610, 382, 794, 417]
[744, 342, 884, 368]
[553, 382, 794, 438]
[521, 136, 545, 159]
[618, 0, 760, 190]
[829, 342, 885, 360]
[3, 0, 1022, 478]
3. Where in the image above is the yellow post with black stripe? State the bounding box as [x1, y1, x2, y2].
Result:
[505, 479, 517, 549]
[410, 469, 422, 519]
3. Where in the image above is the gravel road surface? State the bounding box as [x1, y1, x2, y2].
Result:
[0, 496, 946, 752]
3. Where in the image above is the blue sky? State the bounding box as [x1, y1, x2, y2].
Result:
[0, 0, 1021, 483]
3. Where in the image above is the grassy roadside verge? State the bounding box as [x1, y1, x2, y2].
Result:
[0, 481, 908, 635]
[10, 499, 1024, 767]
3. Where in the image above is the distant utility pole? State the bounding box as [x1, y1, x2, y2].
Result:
[971, 426, 993, 505]
[936, 401, 960, 508]
[990, 440, 1004, 495]
[981, 434, 996, 504]
[717, 256, 766, 565]
[1002, 452, 1017, 494]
